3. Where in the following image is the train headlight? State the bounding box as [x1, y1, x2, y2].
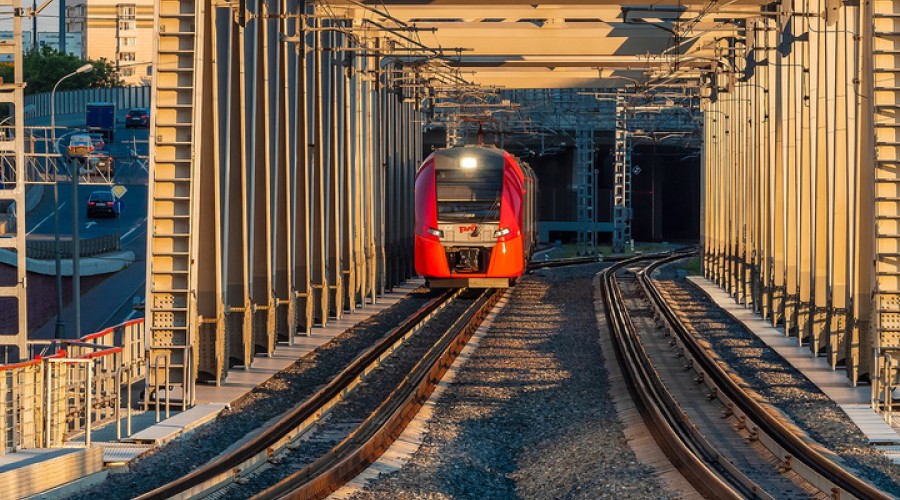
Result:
[494, 227, 511, 238]
[427, 227, 444, 238]
[460, 157, 478, 169]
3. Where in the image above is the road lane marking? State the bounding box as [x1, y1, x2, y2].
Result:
[98, 280, 145, 329]
[26, 201, 68, 235]
[120, 217, 147, 242]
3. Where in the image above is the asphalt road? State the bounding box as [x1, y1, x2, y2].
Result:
[25, 117, 150, 338]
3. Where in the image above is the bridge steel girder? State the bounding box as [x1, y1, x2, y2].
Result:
[327, 26, 343, 320]
[700, 0, 896, 398]
[311, 15, 327, 326]
[0, 8, 26, 362]
[147, 4, 417, 401]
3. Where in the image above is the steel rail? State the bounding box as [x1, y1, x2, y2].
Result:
[255, 288, 503, 500]
[136, 288, 461, 500]
[617, 256, 779, 498]
[528, 255, 610, 270]
[600, 254, 747, 499]
[639, 254, 893, 500]
[529, 245, 696, 271]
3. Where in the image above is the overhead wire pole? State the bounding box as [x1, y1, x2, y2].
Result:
[575, 121, 596, 255]
[58, 0, 65, 54]
[613, 93, 633, 254]
[61, 64, 93, 340]
[51, 64, 94, 340]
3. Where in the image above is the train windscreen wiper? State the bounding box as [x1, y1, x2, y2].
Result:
[471, 196, 500, 237]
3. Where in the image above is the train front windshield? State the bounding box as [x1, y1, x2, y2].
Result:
[434, 149, 505, 223]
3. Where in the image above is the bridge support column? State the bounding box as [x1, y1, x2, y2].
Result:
[0, 8, 27, 361]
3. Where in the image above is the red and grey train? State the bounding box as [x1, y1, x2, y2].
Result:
[414, 146, 538, 287]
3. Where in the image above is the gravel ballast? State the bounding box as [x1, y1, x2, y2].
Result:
[351, 265, 674, 499]
[657, 269, 900, 496]
[67, 288, 439, 500]
[221, 293, 485, 498]
[62, 260, 897, 498]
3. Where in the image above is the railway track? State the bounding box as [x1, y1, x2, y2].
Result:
[529, 246, 693, 271]
[136, 287, 501, 499]
[529, 254, 608, 270]
[600, 254, 892, 499]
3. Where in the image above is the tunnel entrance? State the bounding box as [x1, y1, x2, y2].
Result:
[628, 145, 701, 242]
[525, 139, 700, 245]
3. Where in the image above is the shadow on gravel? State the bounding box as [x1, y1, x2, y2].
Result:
[656, 267, 900, 497]
[353, 265, 677, 500]
[66, 287, 441, 500]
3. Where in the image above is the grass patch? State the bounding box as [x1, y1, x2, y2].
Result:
[679, 255, 703, 275]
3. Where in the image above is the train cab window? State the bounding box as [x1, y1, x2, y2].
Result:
[434, 148, 504, 222]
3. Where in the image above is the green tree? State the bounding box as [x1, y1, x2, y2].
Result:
[0, 46, 126, 95]
[87, 58, 124, 89]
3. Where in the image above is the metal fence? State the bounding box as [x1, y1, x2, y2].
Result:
[0, 129, 151, 187]
[0, 319, 146, 454]
[24, 86, 151, 120]
[25, 233, 120, 259]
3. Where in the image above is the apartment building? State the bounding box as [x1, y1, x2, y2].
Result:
[65, 0, 153, 85]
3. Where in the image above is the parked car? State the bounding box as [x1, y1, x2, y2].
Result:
[86, 190, 117, 218]
[88, 132, 105, 151]
[67, 134, 93, 157]
[125, 108, 150, 128]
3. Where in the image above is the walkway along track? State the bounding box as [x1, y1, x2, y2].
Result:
[601, 254, 893, 499]
[136, 287, 501, 499]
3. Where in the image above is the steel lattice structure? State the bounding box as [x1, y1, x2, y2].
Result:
[137, 0, 900, 417]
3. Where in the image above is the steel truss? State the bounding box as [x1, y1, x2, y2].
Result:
[701, 0, 900, 415]
[147, 4, 422, 404]
[0, 4, 26, 361]
[575, 125, 596, 253]
[613, 95, 633, 254]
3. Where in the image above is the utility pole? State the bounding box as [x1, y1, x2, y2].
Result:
[59, 0, 66, 55]
[31, 0, 36, 51]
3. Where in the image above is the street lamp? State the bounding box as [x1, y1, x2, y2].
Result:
[0, 104, 35, 138]
[51, 63, 93, 339]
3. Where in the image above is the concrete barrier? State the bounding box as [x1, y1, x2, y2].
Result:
[0, 249, 135, 276]
[2, 184, 46, 232]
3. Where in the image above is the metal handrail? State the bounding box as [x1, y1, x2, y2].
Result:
[148, 354, 171, 422]
[1, 319, 146, 455]
[116, 362, 136, 439]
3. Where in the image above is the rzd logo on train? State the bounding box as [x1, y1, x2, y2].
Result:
[459, 224, 477, 233]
